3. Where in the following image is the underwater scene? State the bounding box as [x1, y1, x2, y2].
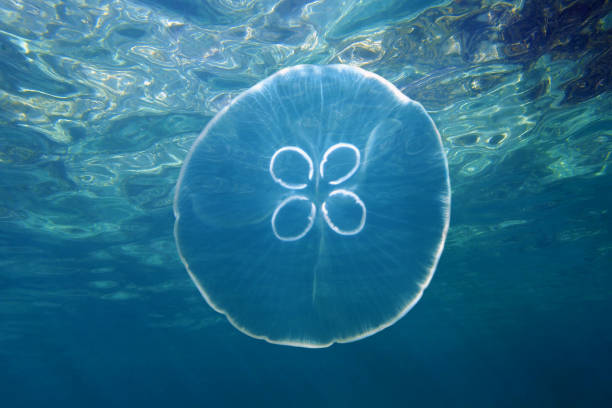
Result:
[0, 0, 610, 406]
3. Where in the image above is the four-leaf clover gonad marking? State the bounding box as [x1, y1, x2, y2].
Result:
[269, 143, 366, 242]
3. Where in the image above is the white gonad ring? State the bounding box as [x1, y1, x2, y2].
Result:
[269, 146, 314, 190]
[271, 195, 316, 242]
[321, 189, 366, 236]
[319, 143, 361, 185]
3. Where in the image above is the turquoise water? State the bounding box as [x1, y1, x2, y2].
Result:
[0, 0, 610, 406]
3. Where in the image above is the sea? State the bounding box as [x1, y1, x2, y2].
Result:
[0, 0, 610, 406]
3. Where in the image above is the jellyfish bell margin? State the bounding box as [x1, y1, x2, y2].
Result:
[173, 64, 451, 348]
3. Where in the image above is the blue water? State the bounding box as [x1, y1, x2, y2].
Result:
[0, 0, 610, 406]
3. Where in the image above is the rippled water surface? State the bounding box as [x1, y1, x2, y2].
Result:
[1, 0, 610, 406]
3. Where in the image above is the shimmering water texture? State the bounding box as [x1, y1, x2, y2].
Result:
[173, 65, 450, 347]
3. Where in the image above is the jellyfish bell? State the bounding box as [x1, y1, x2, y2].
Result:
[173, 64, 450, 348]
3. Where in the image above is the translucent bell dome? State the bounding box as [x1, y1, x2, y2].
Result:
[174, 64, 450, 347]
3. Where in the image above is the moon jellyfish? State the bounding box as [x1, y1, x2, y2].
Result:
[174, 65, 450, 347]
